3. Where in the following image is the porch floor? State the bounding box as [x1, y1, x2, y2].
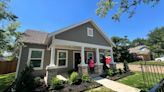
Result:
[93, 77, 141, 92]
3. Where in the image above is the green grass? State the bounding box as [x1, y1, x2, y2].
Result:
[129, 61, 164, 66]
[85, 86, 116, 92]
[117, 72, 164, 91]
[0, 73, 15, 92]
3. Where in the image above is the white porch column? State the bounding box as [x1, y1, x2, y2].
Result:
[96, 48, 100, 64]
[50, 47, 55, 66]
[110, 48, 115, 64]
[81, 46, 85, 65]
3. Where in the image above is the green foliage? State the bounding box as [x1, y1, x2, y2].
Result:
[111, 36, 134, 63]
[105, 69, 114, 76]
[67, 69, 74, 75]
[123, 60, 130, 72]
[118, 68, 123, 74]
[34, 77, 41, 86]
[82, 74, 90, 83]
[69, 72, 78, 84]
[147, 27, 164, 57]
[13, 65, 36, 92]
[96, 0, 160, 21]
[51, 76, 63, 89]
[130, 38, 148, 47]
[0, 0, 23, 56]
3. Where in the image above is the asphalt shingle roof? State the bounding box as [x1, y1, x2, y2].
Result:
[22, 30, 48, 45]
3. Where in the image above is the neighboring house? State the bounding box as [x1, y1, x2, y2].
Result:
[16, 19, 115, 84]
[129, 45, 151, 61]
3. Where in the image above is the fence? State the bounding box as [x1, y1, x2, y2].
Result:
[0, 61, 17, 74]
[140, 62, 164, 91]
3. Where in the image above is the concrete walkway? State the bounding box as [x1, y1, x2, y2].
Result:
[94, 77, 141, 92]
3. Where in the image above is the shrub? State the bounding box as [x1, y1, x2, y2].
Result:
[51, 76, 63, 89]
[118, 68, 123, 74]
[69, 72, 78, 84]
[105, 69, 114, 76]
[67, 69, 74, 75]
[82, 75, 90, 83]
[34, 77, 41, 86]
[123, 60, 130, 72]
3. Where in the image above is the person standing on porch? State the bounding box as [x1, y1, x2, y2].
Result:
[102, 55, 108, 71]
[88, 57, 95, 74]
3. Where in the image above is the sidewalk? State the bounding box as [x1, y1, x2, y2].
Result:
[94, 77, 141, 92]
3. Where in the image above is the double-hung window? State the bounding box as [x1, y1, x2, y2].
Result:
[28, 48, 44, 70]
[87, 27, 93, 37]
[57, 50, 68, 68]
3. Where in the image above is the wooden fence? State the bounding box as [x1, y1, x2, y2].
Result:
[0, 61, 17, 74]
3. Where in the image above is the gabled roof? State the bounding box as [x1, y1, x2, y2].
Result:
[22, 30, 48, 45]
[48, 19, 116, 47]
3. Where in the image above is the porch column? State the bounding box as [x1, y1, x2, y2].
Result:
[81, 46, 85, 65]
[50, 47, 55, 66]
[109, 48, 116, 69]
[110, 48, 114, 64]
[78, 46, 88, 76]
[95, 48, 103, 74]
[96, 48, 100, 64]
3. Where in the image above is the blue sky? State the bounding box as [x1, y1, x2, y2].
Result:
[9, 0, 164, 40]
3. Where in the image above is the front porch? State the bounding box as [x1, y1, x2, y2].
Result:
[45, 39, 115, 84]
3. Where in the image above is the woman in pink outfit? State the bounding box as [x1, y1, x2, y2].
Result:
[89, 57, 95, 74]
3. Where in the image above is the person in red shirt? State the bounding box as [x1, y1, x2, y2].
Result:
[106, 56, 111, 68]
[88, 57, 95, 74]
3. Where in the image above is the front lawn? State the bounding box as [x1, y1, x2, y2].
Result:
[85, 86, 116, 92]
[117, 72, 164, 91]
[129, 61, 164, 66]
[0, 73, 15, 92]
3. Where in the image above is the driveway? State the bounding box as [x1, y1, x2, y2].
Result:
[116, 63, 164, 74]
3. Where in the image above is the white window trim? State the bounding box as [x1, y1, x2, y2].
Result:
[86, 52, 94, 63]
[87, 27, 93, 37]
[27, 48, 44, 70]
[56, 50, 68, 68]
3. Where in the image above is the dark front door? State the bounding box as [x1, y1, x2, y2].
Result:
[74, 53, 81, 71]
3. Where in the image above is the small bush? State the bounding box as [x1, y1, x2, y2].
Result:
[69, 72, 78, 84]
[34, 77, 41, 86]
[118, 68, 123, 74]
[51, 76, 63, 89]
[67, 69, 74, 75]
[105, 69, 114, 76]
[82, 75, 90, 83]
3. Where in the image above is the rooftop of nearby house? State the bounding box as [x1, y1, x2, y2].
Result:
[129, 45, 150, 55]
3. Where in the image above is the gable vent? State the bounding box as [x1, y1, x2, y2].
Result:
[87, 27, 93, 37]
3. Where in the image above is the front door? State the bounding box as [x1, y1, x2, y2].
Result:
[74, 52, 81, 71]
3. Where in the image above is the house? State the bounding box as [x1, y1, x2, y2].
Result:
[16, 19, 116, 84]
[129, 45, 151, 61]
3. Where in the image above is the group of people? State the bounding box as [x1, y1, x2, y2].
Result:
[88, 55, 112, 74]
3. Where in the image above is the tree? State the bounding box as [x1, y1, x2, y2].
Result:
[131, 38, 148, 47]
[0, 0, 22, 56]
[96, 0, 160, 21]
[147, 27, 164, 57]
[111, 36, 134, 62]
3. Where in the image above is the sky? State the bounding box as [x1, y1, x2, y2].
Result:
[9, 0, 164, 41]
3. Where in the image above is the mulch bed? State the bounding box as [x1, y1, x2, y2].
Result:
[50, 79, 101, 92]
[101, 72, 134, 81]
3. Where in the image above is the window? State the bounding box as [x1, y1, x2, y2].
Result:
[28, 49, 44, 70]
[87, 52, 94, 63]
[57, 50, 68, 68]
[87, 27, 93, 37]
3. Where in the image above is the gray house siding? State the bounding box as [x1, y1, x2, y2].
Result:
[18, 43, 50, 77]
[55, 22, 111, 46]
